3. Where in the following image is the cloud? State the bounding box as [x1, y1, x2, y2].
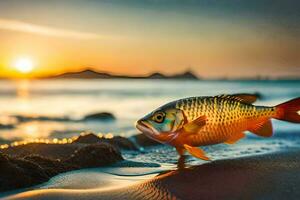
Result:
[0, 18, 102, 39]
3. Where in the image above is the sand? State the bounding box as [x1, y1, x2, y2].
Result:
[3, 148, 300, 200]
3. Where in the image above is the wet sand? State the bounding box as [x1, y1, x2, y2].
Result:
[4, 148, 300, 200]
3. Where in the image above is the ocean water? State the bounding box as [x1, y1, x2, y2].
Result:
[0, 79, 299, 142]
[1, 79, 300, 199]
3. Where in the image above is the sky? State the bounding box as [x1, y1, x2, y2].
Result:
[0, 0, 299, 78]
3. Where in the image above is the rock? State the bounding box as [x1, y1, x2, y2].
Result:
[50, 129, 85, 138]
[83, 112, 116, 121]
[12, 115, 72, 123]
[73, 133, 102, 144]
[0, 137, 12, 145]
[107, 136, 138, 151]
[73, 134, 138, 150]
[0, 152, 49, 192]
[132, 133, 161, 147]
[23, 155, 76, 177]
[0, 142, 124, 192]
[1, 143, 82, 160]
[0, 123, 15, 129]
[0, 133, 135, 192]
[66, 144, 123, 168]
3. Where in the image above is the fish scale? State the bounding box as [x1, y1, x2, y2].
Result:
[175, 96, 275, 145]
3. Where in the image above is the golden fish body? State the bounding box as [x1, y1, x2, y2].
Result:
[173, 96, 276, 146]
[136, 94, 300, 160]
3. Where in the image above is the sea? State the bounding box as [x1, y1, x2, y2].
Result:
[0, 79, 299, 143]
[1, 79, 300, 198]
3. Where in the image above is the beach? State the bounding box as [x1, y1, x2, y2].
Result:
[0, 79, 300, 200]
[3, 147, 300, 200]
[1, 129, 300, 200]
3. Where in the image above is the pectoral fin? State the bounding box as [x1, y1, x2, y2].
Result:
[183, 115, 206, 134]
[183, 144, 210, 161]
[224, 132, 245, 144]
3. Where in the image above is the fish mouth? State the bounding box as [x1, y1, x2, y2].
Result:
[136, 120, 159, 136]
[136, 120, 179, 144]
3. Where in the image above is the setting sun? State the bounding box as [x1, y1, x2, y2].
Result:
[14, 58, 34, 73]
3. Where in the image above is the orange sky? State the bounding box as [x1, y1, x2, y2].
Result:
[0, 0, 299, 78]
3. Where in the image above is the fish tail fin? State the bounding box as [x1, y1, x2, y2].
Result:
[274, 97, 300, 123]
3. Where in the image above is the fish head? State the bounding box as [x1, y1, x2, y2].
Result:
[136, 105, 186, 144]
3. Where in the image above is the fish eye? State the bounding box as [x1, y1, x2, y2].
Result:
[153, 111, 165, 123]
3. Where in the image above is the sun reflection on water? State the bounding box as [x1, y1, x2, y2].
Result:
[16, 79, 31, 98]
[12, 79, 32, 115]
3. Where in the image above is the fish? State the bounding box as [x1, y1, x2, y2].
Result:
[136, 94, 300, 161]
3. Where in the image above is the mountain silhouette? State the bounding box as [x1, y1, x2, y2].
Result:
[45, 69, 199, 80]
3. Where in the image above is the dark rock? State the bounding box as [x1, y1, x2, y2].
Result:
[1, 143, 82, 160]
[132, 133, 162, 147]
[23, 155, 76, 177]
[107, 136, 138, 151]
[0, 152, 9, 162]
[50, 129, 85, 138]
[73, 133, 138, 150]
[0, 141, 124, 192]
[83, 112, 116, 121]
[0, 133, 131, 192]
[67, 143, 123, 168]
[0, 137, 12, 145]
[73, 133, 102, 144]
[0, 123, 15, 129]
[0, 152, 49, 192]
[12, 115, 72, 123]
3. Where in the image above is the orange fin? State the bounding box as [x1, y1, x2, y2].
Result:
[233, 93, 259, 104]
[175, 146, 186, 156]
[217, 93, 259, 104]
[183, 144, 210, 161]
[275, 97, 300, 123]
[183, 115, 206, 134]
[248, 120, 273, 137]
[224, 132, 245, 144]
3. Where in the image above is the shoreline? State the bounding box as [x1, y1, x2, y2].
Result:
[3, 149, 300, 200]
[1, 131, 300, 200]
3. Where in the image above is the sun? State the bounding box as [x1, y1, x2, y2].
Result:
[14, 58, 35, 73]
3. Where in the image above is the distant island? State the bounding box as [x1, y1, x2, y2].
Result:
[43, 69, 199, 80]
[0, 68, 299, 80]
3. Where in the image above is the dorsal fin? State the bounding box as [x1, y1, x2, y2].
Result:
[216, 93, 259, 104]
